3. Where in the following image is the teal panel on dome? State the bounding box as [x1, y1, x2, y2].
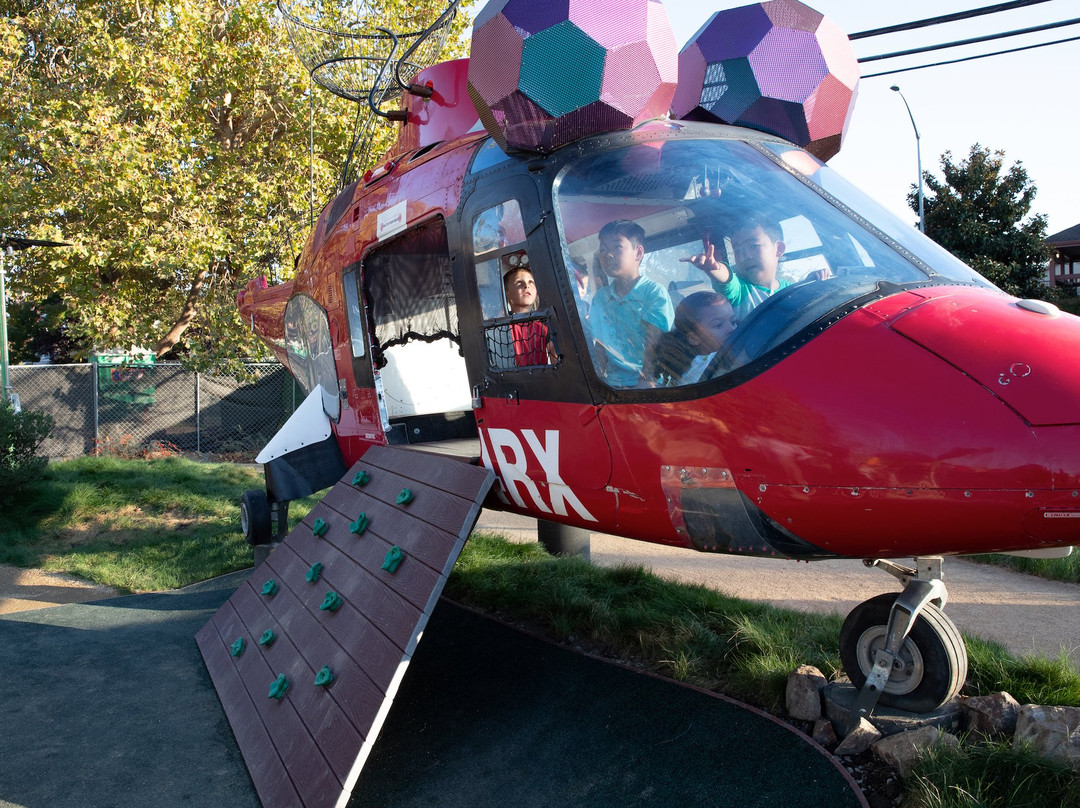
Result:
[519, 21, 605, 117]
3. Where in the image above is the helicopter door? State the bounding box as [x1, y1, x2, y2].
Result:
[458, 177, 612, 524]
[362, 216, 476, 445]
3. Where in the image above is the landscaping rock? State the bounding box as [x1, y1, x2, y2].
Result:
[1014, 704, 1080, 766]
[812, 717, 838, 749]
[786, 664, 828, 721]
[962, 691, 1020, 737]
[871, 726, 960, 777]
[835, 717, 882, 756]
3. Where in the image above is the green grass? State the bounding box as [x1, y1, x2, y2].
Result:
[967, 550, 1080, 585]
[903, 739, 1080, 808]
[448, 533, 1080, 714]
[0, 455, 318, 592]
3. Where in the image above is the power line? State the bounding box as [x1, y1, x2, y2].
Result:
[859, 15, 1080, 62]
[850, 0, 1057, 40]
[862, 32, 1080, 77]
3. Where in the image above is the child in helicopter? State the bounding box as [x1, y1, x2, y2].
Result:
[648, 292, 737, 386]
[588, 219, 675, 387]
[681, 214, 831, 321]
[499, 266, 557, 367]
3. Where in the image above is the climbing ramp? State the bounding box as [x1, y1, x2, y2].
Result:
[196, 445, 494, 808]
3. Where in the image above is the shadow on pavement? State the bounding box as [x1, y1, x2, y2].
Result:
[0, 573, 865, 808]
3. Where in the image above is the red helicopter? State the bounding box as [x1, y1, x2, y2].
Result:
[234, 0, 1079, 723]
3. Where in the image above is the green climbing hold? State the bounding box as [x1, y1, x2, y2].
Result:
[259, 629, 277, 646]
[306, 562, 323, 583]
[349, 512, 370, 535]
[382, 545, 404, 573]
[261, 579, 278, 597]
[320, 591, 343, 612]
[396, 487, 414, 505]
[230, 637, 245, 657]
[352, 469, 370, 486]
[312, 517, 328, 537]
[314, 665, 334, 687]
[268, 673, 290, 700]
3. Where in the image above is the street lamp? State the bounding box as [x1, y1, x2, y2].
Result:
[0, 236, 69, 407]
[890, 85, 925, 234]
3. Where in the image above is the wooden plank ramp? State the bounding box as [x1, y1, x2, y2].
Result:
[196, 445, 494, 808]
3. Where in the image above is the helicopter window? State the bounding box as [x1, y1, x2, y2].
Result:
[469, 137, 514, 174]
[283, 293, 341, 421]
[472, 200, 526, 255]
[760, 142, 992, 287]
[552, 137, 938, 390]
[471, 201, 556, 371]
[342, 269, 365, 358]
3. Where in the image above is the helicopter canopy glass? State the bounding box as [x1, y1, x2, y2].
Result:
[551, 136, 994, 391]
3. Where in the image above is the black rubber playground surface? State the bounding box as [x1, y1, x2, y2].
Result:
[0, 571, 866, 808]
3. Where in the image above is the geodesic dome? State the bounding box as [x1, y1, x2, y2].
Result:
[670, 0, 858, 161]
[467, 0, 678, 153]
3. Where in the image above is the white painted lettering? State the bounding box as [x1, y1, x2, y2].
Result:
[522, 430, 598, 522]
[486, 429, 552, 514]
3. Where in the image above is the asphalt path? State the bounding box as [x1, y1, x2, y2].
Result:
[476, 511, 1080, 669]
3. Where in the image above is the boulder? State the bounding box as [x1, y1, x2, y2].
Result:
[786, 664, 828, 721]
[835, 717, 881, 756]
[1014, 704, 1080, 766]
[871, 726, 960, 777]
[962, 691, 1020, 737]
[812, 717, 838, 749]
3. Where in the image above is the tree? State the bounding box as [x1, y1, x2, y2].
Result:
[0, 0, 469, 372]
[911, 144, 1051, 300]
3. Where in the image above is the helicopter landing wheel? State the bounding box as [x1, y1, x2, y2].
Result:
[240, 489, 273, 546]
[839, 592, 967, 714]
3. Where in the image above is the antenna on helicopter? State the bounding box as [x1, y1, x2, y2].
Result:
[277, 0, 461, 209]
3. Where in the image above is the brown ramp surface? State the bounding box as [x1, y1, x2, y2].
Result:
[197, 445, 494, 808]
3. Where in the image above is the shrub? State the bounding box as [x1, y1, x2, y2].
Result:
[0, 401, 53, 503]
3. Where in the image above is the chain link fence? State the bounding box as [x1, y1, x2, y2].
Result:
[10, 362, 302, 461]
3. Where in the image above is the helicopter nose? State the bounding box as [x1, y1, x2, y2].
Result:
[889, 293, 1080, 426]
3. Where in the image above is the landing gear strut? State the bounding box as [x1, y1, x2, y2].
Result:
[840, 557, 967, 718]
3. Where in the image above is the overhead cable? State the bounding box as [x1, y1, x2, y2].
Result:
[861, 32, 1080, 77]
[859, 15, 1080, 62]
[850, 0, 1057, 40]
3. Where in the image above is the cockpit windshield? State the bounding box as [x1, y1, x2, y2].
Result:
[551, 136, 993, 391]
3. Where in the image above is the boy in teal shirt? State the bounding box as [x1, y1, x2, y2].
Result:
[588, 220, 674, 387]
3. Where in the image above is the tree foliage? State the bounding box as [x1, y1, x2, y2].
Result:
[0, 0, 469, 373]
[912, 144, 1051, 299]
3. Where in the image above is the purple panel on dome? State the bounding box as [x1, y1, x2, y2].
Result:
[749, 28, 827, 101]
[468, 13, 524, 104]
[602, 40, 662, 115]
[502, 0, 571, 37]
[550, 100, 634, 151]
[694, 4, 772, 62]
[762, 0, 823, 33]
[495, 91, 553, 151]
[571, 0, 647, 48]
[738, 95, 810, 145]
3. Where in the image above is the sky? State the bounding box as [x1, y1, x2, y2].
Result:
[659, 0, 1080, 236]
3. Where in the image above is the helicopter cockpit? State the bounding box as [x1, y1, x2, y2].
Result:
[551, 132, 995, 391]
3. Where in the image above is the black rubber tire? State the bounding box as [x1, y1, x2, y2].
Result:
[839, 592, 967, 714]
[240, 489, 273, 546]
